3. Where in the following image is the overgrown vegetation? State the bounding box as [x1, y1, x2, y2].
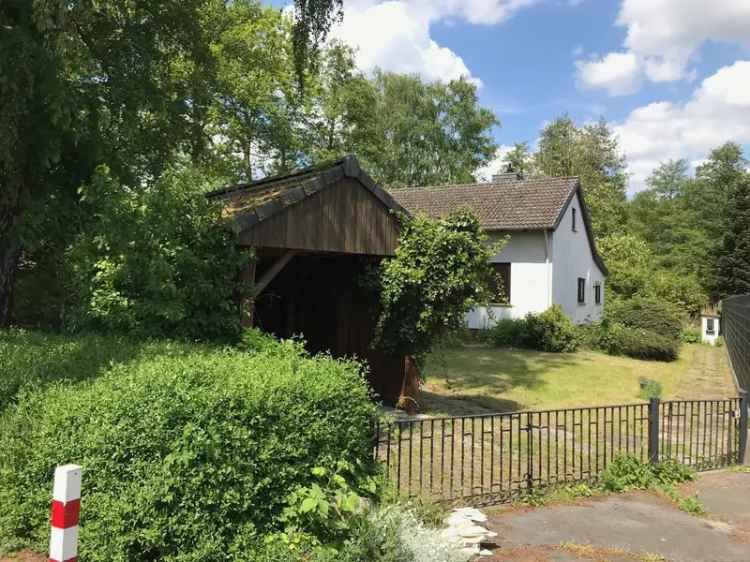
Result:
[372, 210, 499, 368]
[515, 455, 703, 517]
[0, 333, 378, 559]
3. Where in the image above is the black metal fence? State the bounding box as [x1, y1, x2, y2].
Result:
[724, 294, 750, 392]
[373, 397, 748, 504]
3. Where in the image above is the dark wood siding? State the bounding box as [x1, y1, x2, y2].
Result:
[239, 178, 400, 256]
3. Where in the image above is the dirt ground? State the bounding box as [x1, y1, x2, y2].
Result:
[485, 469, 750, 562]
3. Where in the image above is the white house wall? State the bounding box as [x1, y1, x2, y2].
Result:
[466, 231, 552, 329]
[550, 193, 605, 324]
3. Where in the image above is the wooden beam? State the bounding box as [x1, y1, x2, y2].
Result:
[240, 259, 257, 328]
[253, 251, 297, 297]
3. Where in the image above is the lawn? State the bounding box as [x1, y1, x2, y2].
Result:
[420, 343, 737, 416]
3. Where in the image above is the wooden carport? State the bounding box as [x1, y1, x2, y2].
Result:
[207, 156, 407, 403]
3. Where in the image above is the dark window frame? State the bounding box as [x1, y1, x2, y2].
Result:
[489, 262, 511, 305]
[594, 283, 602, 305]
[577, 277, 586, 304]
[572, 208, 577, 232]
[706, 318, 715, 335]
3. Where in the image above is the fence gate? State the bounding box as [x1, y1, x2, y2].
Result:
[373, 396, 748, 504]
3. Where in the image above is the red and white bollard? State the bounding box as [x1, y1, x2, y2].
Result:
[49, 464, 81, 562]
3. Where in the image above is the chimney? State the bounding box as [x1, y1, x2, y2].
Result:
[492, 163, 523, 182]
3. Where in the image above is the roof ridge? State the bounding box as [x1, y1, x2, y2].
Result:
[387, 175, 580, 193]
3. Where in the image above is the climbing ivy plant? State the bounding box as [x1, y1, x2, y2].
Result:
[372, 210, 503, 368]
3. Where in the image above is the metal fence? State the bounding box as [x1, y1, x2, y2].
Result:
[724, 294, 750, 392]
[373, 397, 748, 504]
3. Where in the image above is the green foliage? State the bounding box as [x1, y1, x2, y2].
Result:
[599, 323, 678, 362]
[489, 306, 580, 353]
[535, 116, 628, 238]
[681, 326, 702, 344]
[0, 337, 376, 560]
[522, 306, 581, 353]
[0, 329, 202, 410]
[489, 318, 527, 347]
[599, 455, 695, 493]
[63, 164, 250, 341]
[607, 296, 683, 342]
[638, 377, 663, 401]
[372, 210, 499, 366]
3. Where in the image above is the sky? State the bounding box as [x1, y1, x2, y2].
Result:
[273, 0, 750, 194]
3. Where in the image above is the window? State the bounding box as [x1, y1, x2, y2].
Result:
[572, 208, 577, 232]
[490, 263, 511, 304]
[577, 278, 586, 304]
[706, 318, 715, 335]
[594, 283, 602, 305]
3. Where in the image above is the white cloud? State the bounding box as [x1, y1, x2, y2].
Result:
[475, 144, 514, 181]
[614, 60, 750, 193]
[576, 52, 640, 96]
[331, 1, 541, 84]
[576, 0, 750, 94]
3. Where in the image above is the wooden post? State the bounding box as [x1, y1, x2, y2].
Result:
[240, 259, 256, 328]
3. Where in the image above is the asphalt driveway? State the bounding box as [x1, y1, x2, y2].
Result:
[484, 470, 750, 562]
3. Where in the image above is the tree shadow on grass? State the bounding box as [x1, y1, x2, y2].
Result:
[421, 345, 588, 416]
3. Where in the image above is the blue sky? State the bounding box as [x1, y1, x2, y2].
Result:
[273, 0, 750, 193]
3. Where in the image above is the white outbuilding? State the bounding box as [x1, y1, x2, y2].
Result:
[701, 306, 721, 345]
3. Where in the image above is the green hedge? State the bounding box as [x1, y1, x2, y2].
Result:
[606, 296, 683, 342]
[599, 323, 678, 362]
[0, 329, 198, 410]
[0, 338, 375, 560]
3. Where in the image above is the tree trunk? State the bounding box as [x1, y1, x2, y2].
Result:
[0, 177, 26, 328]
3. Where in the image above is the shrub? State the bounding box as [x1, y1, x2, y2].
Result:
[606, 296, 683, 343]
[638, 377, 663, 400]
[0, 340, 376, 560]
[600, 323, 678, 361]
[488, 318, 526, 347]
[522, 306, 580, 353]
[681, 326, 701, 344]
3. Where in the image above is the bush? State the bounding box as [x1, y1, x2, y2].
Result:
[489, 306, 579, 353]
[0, 339, 376, 560]
[681, 325, 702, 344]
[600, 323, 678, 361]
[488, 318, 527, 347]
[638, 377, 663, 400]
[522, 306, 580, 353]
[606, 296, 683, 343]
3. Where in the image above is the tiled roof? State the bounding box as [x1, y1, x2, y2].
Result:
[206, 156, 407, 230]
[389, 176, 579, 231]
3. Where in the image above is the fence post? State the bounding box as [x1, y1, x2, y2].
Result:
[648, 398, 660, 465]
[49, 464, 81, 562]
[740, 391, 748, 465]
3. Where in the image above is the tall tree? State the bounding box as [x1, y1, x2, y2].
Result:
[0, 0, 342, 327]
[717, 174, 750, 297]
[536, 116, 627, 238]
[504, 142, 535, 176]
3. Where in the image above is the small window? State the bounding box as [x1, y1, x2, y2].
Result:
[577, 278, 586, 304]
[706, 318, 715, 335]
[594, 283, 602, 305]
[489, 263, 511, 304]
[572, 208, 577, 232]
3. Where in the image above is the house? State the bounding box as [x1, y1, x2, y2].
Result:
[207, 156, 409, 402]
[390, 170, 608, 326]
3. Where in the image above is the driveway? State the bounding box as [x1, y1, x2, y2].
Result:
[484, 470, 750, 562]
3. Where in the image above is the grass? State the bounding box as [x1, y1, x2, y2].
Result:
[421, 343, 737, 416]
